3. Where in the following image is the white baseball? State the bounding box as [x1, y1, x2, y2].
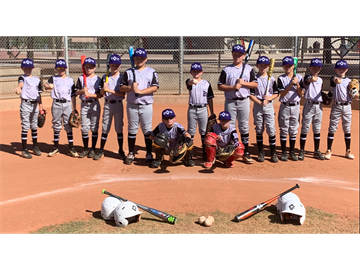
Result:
[204, 218, 213, 227]
[198, 216, 206, 225]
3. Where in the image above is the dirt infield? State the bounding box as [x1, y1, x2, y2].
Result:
[0, 96, 359, 233]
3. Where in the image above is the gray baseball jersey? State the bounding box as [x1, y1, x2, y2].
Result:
[152, 122, 187, 148]
[210, 123, 240, 148]
[120, 67, 159, 104]
[277, 74, 304, 103]
[218, 64, 257, 99]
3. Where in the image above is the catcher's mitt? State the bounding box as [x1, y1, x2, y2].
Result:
[153, 133, 168, 149]
[216, 145, 236, 161]
[206, 113, 217, 133]
[349, 78, 359, 98]
[69, 110, 81, 128]
[321, 91, 332, 106]
[169, 138, 193, 163]
[38, 109, 46, 128]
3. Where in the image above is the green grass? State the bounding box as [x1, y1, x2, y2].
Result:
[32, 206, 359, 234]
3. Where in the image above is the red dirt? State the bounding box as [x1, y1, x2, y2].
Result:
[0, 96, 359, 233]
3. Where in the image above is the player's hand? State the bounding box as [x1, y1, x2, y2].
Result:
[217, 135, 221, 141]
[234, 79, 242, 90]
[264, 94, 270, 101]
[334, 77, 342, 84]
[192, 79, 198, 85]
[133, 82, 140, 94]
[311, 75, 318, 82]
[263, 100, 269, 106]
[47, 83, 54, 89]
[83, 87, 90, 97]
[292, 76, 298, 85]
[15, 87, 22, 95]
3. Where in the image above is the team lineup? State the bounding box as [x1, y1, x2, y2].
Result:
[12, 43, 360, 228]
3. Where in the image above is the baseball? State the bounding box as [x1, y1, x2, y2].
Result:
[193, 79, 198, 85]
[204, 218, 213, 227]
[207, 216, 214, 223]
[198, 216, 206, 225]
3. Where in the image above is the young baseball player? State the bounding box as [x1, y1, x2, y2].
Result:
[75, 57, 103, 158]
[325, 60, 359, 160]
[93, 54, 126, 161]
[186, 62, 214, 159]
[277, 56, 305, 161]
[14, 58, 44, 159]
[298, 58, 326, 161]
[203, 111, 244, 169]
[249, 56, 279, 163]
[149, 109, 194, 168]
[120, 48, 159, 165]
[217, 44, 258, 164]
[43, 59, 79, 157]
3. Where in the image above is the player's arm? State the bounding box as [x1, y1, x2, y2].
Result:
[134, 71, 159, 95]
[268, 80, 280, 101]
[230, 129, 240, 147]
[249, 87, 262, 105]
[38, 80, 43, 111]
[239, 69, 258, 89]
[15, 76, 24, 94]
[100, 75, 107, 96]
[119, 71, 134, 93]
[186, 78, 196, 89]
[218, 70, 237, 92]
[296, 77, 305, 96]
[75, 77, 86, 96]
[207, 84, 215, 115]
[278, 77, 291, 97]
[44, 76, 54, 90]
[149, 126, 160, 140]
[70, 83, 77, 110]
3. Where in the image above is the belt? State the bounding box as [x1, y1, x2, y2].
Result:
[23, 99, 38, 104]
[307, 100, 320, 104]
[55, 99, 70, 103]
[106, 99, 122, 104]
[282, 102, 299, 106]
[82, 99, 96, 103]
[336, 102, 350, 106]
[232, 96, 249, 100]
[259, 99, 272, 103]
[189, 104, 206, 108]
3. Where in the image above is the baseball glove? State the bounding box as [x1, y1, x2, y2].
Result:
[169, 138, 193, 163]
[206, 114, 217, 133]
[321, 91, 332, 106]
[153, 133, 168, 149]
[216, 145, 236, 161]
[69, 110, 81, 128]
[37, 109, 46, 128]
[349, 78, 359, 98]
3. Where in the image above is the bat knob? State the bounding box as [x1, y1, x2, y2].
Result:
[101, 189, 106, 194]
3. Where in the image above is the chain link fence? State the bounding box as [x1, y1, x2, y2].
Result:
[1, 36, 359, 99]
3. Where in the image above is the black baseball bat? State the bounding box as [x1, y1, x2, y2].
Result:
[234, 184, 300, 222]
[102, 189, 177, 224]
[128, 46, 138, 97]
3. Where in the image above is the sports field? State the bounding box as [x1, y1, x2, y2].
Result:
[0, 95, 358, 234]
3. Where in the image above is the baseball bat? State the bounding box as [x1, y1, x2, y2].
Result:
[265, 58, 276, 96]
[239, 39, 255, 79]
[234, 184, 300, 222]
[293, 57, 298, 85]
[105, 53, 112, 83]
[102, 189, 177, 225]
[128, 46, 138, 97]
[81, 55, 89, 99]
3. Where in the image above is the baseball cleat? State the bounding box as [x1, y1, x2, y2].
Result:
[146, 153, 153, 165]
[289, 151, 298, 161]
[184, 159, 195, 167]
[21, 149, 32, 159]
[118, 150, 126, 161]
[33, 146, 41, 156]
[345, 149, 355, 159]
[324, 149, 332, 160]
[150, 159, 162, 168]
[48, 147, 59, 157]
[79, 149, 90, 158]
[298, 149, 305, 160]
[68, 148, 79, 158]
[93, 149, 104, 160]
[243, 152, 253, 164]
[125, 152, 135, 165]
[270, 152, 278, 163]
[257, 151, 265, 162]
[225, 160, 234, 168]
[281, 151, 288, 161]
[313, 150, 325, 160]
[88, 149, 95, 158]
[203, 158, 215, 170]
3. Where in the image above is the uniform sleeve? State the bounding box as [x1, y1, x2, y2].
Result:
[299, 77, 305, 89]
[151, 71, 159, 88]
[18, 76, 24, 83]
[38, 80, 43, 93]
[47, 76, 54, 84]
[151, 125, 160, 137]
[71, 81, 77, 97]
[115, 73, 123, 92]
[249, 68, 257, 82]
[250, 88, 255, 95]
[120, 71, 129, 86]
[304, 74, 312, 85]
[277, 77, 285, 91]
[177, 126, 186, 136]
[207, 83, 214, 99]
[272, 80, 279, 94]
[75, 77, 82, 90]
[218, 70, 227, 85]
[230, 130, 240, 147]
[330, 76, 336, 87]
[96, 77, 103, 93]
[186, 79, 192, 90]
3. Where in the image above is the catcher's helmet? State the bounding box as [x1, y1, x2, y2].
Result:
[276, 192, 306, 225]
[114, 201, 142, 228]
[101, 196, 122, 220]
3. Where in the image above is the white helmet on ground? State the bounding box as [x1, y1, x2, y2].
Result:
[114, 201, 143, 228]
[275, 192, 306, 225]
[101, 196, 122, 220]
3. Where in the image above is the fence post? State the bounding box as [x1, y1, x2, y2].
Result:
[179, 36, 184, 95]
[64, 36, 69, 76]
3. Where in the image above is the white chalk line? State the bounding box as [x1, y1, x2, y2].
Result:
[0, 174, 358, 206]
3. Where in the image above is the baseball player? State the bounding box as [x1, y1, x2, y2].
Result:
[249, 56, 279, 163]
[217, 44, 258, 164]
[298, 58, 326, 161]
[43, 59, 79, 157]
[93, 54, 126, 161]
[120, 48, 159, 165]
[325, 60, 359, 160]
[277, 56, 305, 162]
[186, 62, 214, 160]
[149, 109, 194, 168]
[74, 57, 103, 158]
[14, 58, 44, 159]
[203, 111, 244, 169]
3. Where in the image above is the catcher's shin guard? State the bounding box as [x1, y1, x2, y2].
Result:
[204, 145, 216, 169]
[184, 148, 195, 167]
[154, 147, 165, 161]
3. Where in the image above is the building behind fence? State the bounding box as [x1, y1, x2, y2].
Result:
[1, 36, 359, 99]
